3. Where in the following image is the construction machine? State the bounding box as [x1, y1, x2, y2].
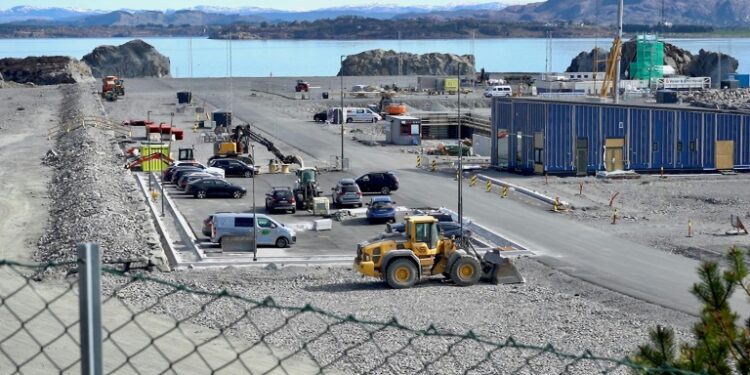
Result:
[294, 167, 322, 210]
[114, 78, 125, 96]
[232, 124, 303, 167]
[295, 80, 310, 92]
[101, 76, 119, 101]
[354, 216, 524, 289]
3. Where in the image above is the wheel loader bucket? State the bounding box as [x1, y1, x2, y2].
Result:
[481, 250, 525, 284]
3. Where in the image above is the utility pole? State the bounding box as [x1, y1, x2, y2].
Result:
[457, 63, 463, 245]
[340, 55, 345, 171]
[614, 0, 624, 104]
[251, 143, 257, 262]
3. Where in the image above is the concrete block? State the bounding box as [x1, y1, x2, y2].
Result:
[314, 219, 332, 231]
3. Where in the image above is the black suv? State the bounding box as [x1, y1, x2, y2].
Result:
[209, 158, 256, 178]
[265, 187, 296, 214]
[355, 171, 399, 195]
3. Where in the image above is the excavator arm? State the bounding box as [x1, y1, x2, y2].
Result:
[125, 152, 173, 169]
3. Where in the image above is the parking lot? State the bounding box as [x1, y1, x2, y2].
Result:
[118, 94, 444, 261]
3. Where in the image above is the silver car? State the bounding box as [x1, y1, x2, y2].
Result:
[331, 178, 363, 208]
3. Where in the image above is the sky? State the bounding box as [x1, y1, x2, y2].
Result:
[4, 0, 534, 12]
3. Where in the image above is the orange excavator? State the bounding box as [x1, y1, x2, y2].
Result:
[125, 152, 173, 170]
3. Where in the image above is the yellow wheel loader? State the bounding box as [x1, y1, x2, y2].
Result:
[354, 216, 524, 289]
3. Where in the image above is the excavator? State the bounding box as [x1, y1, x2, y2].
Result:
[230, 124, 303, 167]
[355, 215, 524, 289]
[293, 167, 322, 210]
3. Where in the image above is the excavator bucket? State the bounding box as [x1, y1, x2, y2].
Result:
[481, 250, 525, 284]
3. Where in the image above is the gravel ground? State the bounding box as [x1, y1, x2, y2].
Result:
[101, 257, 695, 374]
[35, 83, 165, 264]
[500, 173, 750, 263]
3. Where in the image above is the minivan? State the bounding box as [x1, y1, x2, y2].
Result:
[211, 213, 296, 248]
[484, 85, 513, 98]
[327, 107, 382, 123]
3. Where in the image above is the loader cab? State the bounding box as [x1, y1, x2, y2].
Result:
[406, 217, 440, 250]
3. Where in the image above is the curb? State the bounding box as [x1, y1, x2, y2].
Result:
[475, 174, 571, 208]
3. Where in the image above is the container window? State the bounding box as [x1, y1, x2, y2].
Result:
[677, 142, 682, 152]
[652, 142, 659, 152]
[400, 124, 410, 135]
[690, 141, 696, 151]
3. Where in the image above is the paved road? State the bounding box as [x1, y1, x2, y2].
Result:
[125, 78, 748, 316]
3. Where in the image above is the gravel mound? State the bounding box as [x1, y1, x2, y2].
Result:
[103, 259, 694, 374]
[680, 89, 750, 110]
[36, 83, 163, 264]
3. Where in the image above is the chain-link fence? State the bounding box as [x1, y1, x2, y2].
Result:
[0, 247, 702, 375]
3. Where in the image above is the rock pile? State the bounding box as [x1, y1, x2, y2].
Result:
[82, 39, 171, 78]
[0, 56, 94, 85]
[339, 49, 475, 76]
[679, 89, 750, 111]
[36, 83, 164, 264]
[566, 40, 738, 87]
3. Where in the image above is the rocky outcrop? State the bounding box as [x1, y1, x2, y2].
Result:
[82, 39, 170, 78]
[339, 49, 475, 76]
[688, 49, 739, 86]
[0, 56, 94, 85]
[566, 40, 736, 87]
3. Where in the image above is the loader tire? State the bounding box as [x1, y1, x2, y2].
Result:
[385, 258, 417, 289]
[450, 256, 481, 287]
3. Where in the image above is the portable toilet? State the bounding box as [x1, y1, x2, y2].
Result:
[139, 143, 171, 172]
[212, 111, 232, 128]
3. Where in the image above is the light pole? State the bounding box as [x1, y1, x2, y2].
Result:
[251, 143, 257, 262]
[161, 112, 174, 217]
[340, 54, 345, 171]
[457, 63, 464, 246]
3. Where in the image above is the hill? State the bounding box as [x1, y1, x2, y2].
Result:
[496, 0, 750, 27]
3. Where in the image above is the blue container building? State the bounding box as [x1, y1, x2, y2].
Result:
[491, 97, 750, 175]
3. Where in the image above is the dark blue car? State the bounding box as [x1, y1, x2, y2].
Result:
[366, 196, 396, 223]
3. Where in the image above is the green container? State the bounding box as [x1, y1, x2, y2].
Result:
[139, 143, 171, 172]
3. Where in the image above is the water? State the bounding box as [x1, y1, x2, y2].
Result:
[0, 37, 748, 77]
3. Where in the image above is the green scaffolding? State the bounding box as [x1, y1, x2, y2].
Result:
[631, 34, 664, 80]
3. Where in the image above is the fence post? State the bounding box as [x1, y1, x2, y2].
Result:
[78, 243, 103, 375]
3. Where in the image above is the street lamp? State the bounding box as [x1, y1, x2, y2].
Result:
[340, 54, 345, 171]
[251, 142, 257, 261]
[457, 63, 464, 246]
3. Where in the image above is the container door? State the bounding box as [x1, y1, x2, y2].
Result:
[576, 138, 588, 176]
[716, 141, 734, 170]
[533, 132, 544, 174]
[605, 138, 625, 171]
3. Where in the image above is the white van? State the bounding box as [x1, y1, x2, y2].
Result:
[211, 213, 296, 248]
[484, 85, 513, 98]
[327, 107, 382, 123]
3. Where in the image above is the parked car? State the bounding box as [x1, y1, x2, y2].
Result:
[211, 213, 296, 248]
[169, 166, 203, 183]
[208, 158, 256, 178]
[265, 187, 296, 214]
[366, 196, 396, 223]
[331, 178, 363, 207]
[483, 85, 512, 98]
[185, 178, 246, 199]
[355, 171, 399, 195]
[313, 111, 327, 123]
[207, 154, 254, 166]
[166, 163, 224, 182]
[177, 172, 214, 190]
